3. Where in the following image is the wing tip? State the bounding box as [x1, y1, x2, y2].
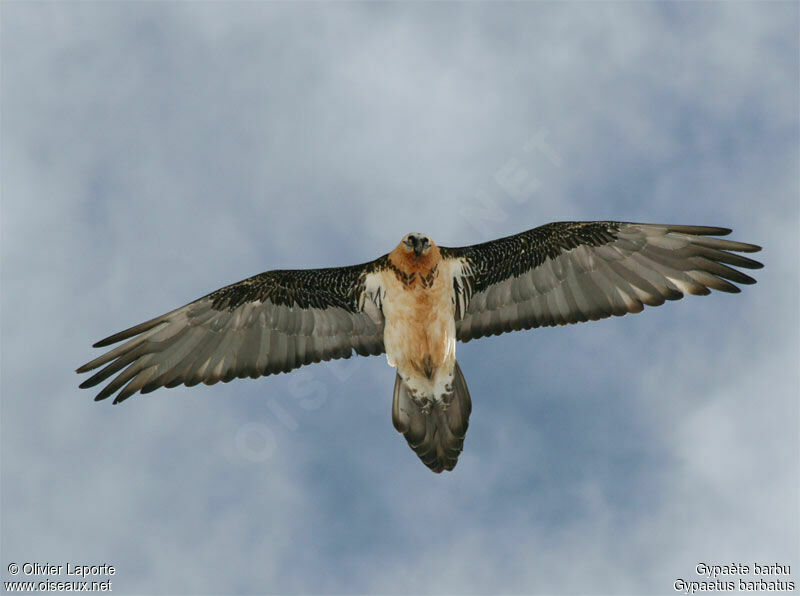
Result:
[112, 389, 137, 404]
[705, 226, 732, 236]
[92, 316, 172, 348]
[738, 243, 763, 254]
[652, 224, 732, 236]
[93, 334, 124, 348]
[78, 377, 98, 389]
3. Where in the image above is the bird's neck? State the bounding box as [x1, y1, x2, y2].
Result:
[387, 247, 441, 288]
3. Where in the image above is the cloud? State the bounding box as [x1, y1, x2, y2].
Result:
[2, 2, 797, 594]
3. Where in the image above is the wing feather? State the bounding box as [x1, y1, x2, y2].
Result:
[442, 221, 762, 342]
[144, 326, 209, 390]
[77, 260, 387, 403]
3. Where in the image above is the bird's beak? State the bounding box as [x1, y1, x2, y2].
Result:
[413, 242, 424, 257]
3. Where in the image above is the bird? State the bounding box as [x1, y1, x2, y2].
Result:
[77, 221, 762, 473]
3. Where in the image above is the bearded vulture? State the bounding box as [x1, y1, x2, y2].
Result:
[77, 221, 762, 473]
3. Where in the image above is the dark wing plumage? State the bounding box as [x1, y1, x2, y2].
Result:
[77, 259, 388, 403]
[440, 221, 762, 342]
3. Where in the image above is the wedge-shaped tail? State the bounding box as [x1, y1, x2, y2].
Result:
[392, 361, 473, 473]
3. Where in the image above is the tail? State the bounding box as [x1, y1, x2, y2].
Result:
[391, 361, 472, 473]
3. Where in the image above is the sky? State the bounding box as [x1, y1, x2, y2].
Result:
[1, 2, 798, 595]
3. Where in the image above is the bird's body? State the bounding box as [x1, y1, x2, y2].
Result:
[77, 221, 762, 473]
[372, 239, 456, 403]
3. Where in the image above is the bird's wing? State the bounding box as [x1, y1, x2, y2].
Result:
[77, 259, 388, 403]
[440, 221, 762, 343]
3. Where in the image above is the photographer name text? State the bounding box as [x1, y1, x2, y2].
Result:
[17, 563, 115, 578]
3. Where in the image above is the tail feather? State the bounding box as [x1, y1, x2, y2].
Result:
[392, 361, 472, 473]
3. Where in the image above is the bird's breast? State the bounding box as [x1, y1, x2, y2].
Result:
[377, 262, 457, 388]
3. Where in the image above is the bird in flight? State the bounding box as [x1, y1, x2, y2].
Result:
[77, 221, 762, 473]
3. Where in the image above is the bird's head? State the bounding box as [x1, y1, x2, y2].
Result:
[401, 233, 434, 258]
